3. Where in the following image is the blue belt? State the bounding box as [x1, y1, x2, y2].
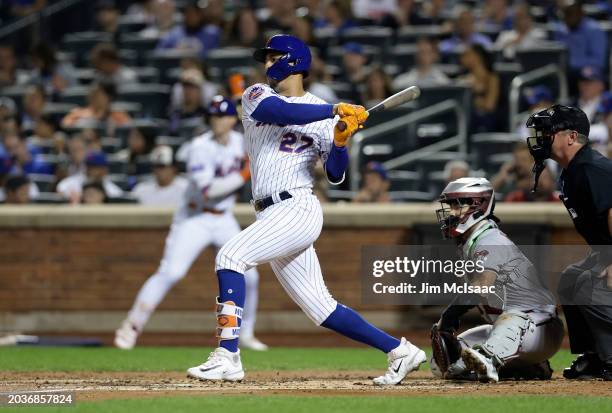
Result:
[253, 191, 292, 212]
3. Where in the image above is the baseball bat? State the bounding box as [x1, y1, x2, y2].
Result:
[336, 86, 421, 131]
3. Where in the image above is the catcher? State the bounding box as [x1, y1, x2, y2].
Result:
[430, 177, 564, 382]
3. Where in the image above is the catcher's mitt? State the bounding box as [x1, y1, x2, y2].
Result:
[430, 324, 462, 377]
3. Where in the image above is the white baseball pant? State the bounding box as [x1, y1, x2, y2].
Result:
[128, 211, 261, 338]
[216, 189, 338, 325]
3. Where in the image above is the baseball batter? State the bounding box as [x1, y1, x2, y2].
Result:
[430, 177, 564, 382]
[186, 34, 426, 385]
[115, 96, 267, 351]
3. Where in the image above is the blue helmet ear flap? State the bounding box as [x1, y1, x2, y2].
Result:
[253, 35, 311, 81]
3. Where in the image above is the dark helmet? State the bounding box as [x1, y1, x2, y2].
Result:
[525, 104, 589, 162]
[253, 34, 311, 81]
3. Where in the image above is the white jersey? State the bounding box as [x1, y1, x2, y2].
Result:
[241, 83, 337, 200]
[178, 130, 245, 217]
[132, 176, 188, 207]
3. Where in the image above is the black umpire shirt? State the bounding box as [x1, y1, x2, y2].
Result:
[559, 145, 612, 246]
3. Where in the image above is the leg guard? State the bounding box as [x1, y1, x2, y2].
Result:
[216, 298, 243, 340]
[477, 310, 535, 366]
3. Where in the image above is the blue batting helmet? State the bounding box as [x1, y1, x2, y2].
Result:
[208, 96, 237, 117]
[253, 34, 311, 81]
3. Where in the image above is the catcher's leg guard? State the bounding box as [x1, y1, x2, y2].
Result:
[216, 298, 243, 341]
[477, 310, 535, 366]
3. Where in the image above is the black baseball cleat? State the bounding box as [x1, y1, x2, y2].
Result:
[563, 353, 602, 380]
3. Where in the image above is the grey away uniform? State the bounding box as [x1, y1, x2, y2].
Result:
[433, 220, 563, 378]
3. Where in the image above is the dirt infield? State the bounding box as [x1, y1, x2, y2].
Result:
[1, 371, 611, 401]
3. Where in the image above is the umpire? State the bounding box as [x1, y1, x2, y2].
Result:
[526, 104, 612, 380]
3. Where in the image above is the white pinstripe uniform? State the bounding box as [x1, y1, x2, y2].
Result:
[216, 83, 339, 325]
[126, 130, 261, 339]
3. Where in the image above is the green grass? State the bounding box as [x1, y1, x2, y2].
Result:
[0, 348, 602, 413]
[2, 395, 612, 413]
[0, 346, 576, 373]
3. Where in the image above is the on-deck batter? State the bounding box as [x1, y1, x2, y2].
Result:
[115, 96, 267, 351]
[186, 34, 426, 385]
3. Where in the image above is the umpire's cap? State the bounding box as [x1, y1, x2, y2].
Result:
[526, 104, 590, 137]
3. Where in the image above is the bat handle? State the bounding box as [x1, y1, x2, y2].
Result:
[336, 110, 370, 132]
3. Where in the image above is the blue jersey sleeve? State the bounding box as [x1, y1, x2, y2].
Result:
[251, 96, 334, 125]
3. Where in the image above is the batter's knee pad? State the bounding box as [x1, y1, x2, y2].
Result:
[215, 297, 243, 340]
[477, 310, 535, 366]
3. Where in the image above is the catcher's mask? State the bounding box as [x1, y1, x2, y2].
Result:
[436, 177, 495, 240]
[525, 104, 589, 191]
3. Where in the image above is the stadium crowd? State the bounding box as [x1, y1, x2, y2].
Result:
[0, 0, 610, 205]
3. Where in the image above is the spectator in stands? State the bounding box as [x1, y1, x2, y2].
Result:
[54, 133, 87, 183]
[29, 43, 76, 96]
[342, 42, 368, 83]
[494, 3, 547, 60]
[419, 0, 449, 26]
[132, 145, 187, 206]
[351, 0, 395, 21]
[353, 161, 391, 203]
[126, 0, 155, 24]
[61, 82, 131, 129]
[81, 180, 107, 204]
[3, 175, 32, 204]
[0, 98, 18, 138]
[362, 67, 393, 108]
[157, 1, 221, 59]
[379, 0, 428, 29]
[3, 134, 54, 176]
[227, 7, 263, 48]
[480, 0, 513, 32]
[169, 69, 207, 134]
[27, 114, 66, 155]
[262, 0, 297, 33]
[439, 9, 492, 56]
[491, 142, 557, 202]
[95, 0, 120, 39]
[305, 52, 338, 104]
[57, 151, 122, 203]
[589, 91, 611, 156]
[140, 0, 176, 39]
[0, 44, 29, 87]
[293, 16, 315, 45]
[8, 0, 46, 18]
[314, 0, 356, 35]
[553, 0, 607, 85]
[171, 60, 218, 113]
[443, 160, 470, 184]
[576, 66, 606, 122]
[90, 43, 138, 86]
[458, 44, 500, 132]
[393, 38, 449, 90]
[20, 85, 46, 132]
[116, 123, 157, 187]
[515, 85, 554, 136]
[0, 114, 20, 141]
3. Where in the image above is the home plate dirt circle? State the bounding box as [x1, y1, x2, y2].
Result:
[1, 371, 610, 401]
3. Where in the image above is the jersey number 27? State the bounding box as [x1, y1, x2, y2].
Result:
[279, 132, 314, 154]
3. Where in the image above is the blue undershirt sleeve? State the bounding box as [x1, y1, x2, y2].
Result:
[325, 143, 348, 184]
[251, 96, 334, 125]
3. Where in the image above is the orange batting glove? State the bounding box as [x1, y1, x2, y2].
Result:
[334, 115, 359, 147]
[334, 103, 367, 120]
